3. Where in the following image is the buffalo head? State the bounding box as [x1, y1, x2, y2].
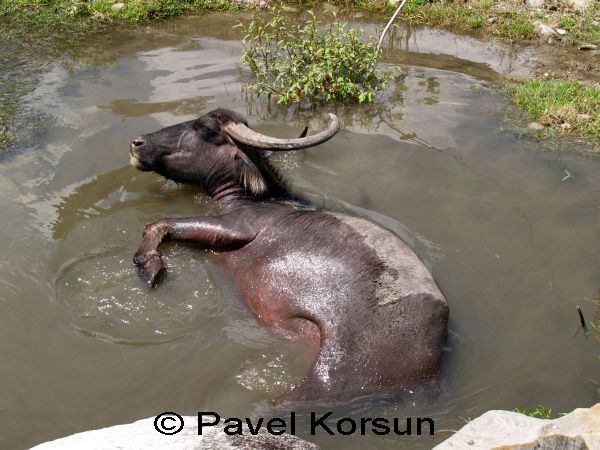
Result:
[130, 108, 339, 199]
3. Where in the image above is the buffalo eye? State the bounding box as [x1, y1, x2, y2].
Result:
[191, 115, 232, 146]
[191, 118, 205, 130]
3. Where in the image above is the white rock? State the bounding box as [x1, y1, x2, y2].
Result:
[568, 0, 592, 10]
[230, 0, 269, 8]
[434, 403, 600, 450]
[556, 28, 568, 35]
[30, 416, 319, 450]
[111, 2, 125, 10]
[526, 0, 545, 8]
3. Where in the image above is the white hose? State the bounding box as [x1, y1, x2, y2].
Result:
[376, 0, 409, 54]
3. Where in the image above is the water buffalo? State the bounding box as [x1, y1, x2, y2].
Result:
[129, 108, 448, 402]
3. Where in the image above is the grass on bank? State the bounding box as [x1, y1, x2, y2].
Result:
[398, 0, 536, 39]
[0, 0, 239, 25]
[1, 0, 598, 43]
[0, 108, 12, 149]
[391, 0, 599, 42]
[513, 405, 553, 419]
[506, 80, 600, 143]
[554, 2, 600, 44]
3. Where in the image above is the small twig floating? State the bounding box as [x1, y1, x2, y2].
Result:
[576, 305, 589, 335]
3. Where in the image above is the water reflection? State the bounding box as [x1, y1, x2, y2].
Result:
[104, 96, 211, 117]
[383, 22, 532, 80]
[49, 166, 200, 240]
[241, 64, 481, 149]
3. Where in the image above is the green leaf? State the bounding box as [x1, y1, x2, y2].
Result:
[237, 7, 392, 105]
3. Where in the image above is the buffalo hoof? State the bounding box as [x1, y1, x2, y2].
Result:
[133, 251, 164, 287]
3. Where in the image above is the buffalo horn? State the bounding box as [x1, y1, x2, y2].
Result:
[223, 113, 340, 150]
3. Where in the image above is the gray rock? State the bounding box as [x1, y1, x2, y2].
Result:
[30, 416, 320, 450]
[433, 403, 600, 450]
[534, 21, 559, 43]
[111, 2, 125, 10]
[556, 28, 568, 35]
[487, 17, 497, 24]
[560, 36, 575, 45]
[528, 122, 546, 130]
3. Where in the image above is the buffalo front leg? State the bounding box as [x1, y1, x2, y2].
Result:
[133, 217, 253, 287]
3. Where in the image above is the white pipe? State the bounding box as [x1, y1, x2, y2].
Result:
[376, 0, 408, 54]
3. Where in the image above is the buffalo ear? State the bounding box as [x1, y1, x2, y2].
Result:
[233, 148, 267, 196]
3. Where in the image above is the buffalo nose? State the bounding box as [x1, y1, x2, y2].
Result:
[130, 137, 145, 156]
[132, 137, 144, 148]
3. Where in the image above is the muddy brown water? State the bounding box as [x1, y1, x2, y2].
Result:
[0, 12, 599, 450]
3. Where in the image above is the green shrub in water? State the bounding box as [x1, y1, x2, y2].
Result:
[238, 9, 395, 105]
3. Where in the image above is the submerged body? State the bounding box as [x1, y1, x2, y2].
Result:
[216, 202, 447, 400]
[129, 108, 448, 401]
